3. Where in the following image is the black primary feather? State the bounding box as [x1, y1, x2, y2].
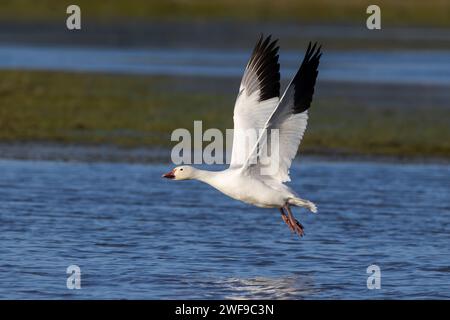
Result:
[245, 35, 280, 102]
[291, 42, 322, 114]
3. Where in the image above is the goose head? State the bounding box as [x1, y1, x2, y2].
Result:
[162, 165, 195, 180]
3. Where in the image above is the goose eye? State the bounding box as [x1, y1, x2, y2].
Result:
[180, 168, 183, 171]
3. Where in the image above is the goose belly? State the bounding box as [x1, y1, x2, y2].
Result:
[215, 177, 286, 208]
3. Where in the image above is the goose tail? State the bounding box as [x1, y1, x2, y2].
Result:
[288, 197, 318, 213]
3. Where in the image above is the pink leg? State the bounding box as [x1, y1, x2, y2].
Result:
[279, 207, 294, 233]
[285, 205, 305, 237]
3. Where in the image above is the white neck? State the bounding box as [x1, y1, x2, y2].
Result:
[191, 168, 219, 186]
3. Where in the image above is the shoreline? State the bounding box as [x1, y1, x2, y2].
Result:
[1, 70, 449, 162]
[0, 142, 448, 165]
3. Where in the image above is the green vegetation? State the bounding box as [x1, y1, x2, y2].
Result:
[0, 70, 449, 158]
[0, 71, 231, 146]
[307, 103, 450, 158]
[1, 0, 449, 27]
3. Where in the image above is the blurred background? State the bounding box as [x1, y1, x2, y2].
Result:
[0, 0, 449, 160]
[0, 1, 450, 300]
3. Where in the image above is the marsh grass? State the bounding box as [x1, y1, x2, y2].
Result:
[0, 71, 231, 146]
[0, 70, 449, 158]
[2, 0, 449, 27]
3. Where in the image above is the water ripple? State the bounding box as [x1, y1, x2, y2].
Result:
[0, 159, 449, 299]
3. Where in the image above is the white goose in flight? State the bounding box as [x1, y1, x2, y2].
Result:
[163, 35, 322, 237]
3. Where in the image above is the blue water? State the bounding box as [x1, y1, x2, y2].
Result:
[0, 159, 449, 299]
[1, 45, 450, 85]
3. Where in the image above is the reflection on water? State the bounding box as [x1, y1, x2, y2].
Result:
[222, 274, 317, 300]
[0, 159, 449, 299]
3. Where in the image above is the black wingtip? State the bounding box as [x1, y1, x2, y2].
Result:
[304, 42, 322, 61]
[291, 41, 322, 114]
[244, 34, 281, 101]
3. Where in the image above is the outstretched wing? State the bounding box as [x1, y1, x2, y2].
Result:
[229, 35, 280, 168]
[242, 42, 322, 182]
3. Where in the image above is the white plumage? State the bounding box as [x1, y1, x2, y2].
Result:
[163, 35, 322, 237]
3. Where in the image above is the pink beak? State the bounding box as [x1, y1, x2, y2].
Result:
[162, 169, 175, 179]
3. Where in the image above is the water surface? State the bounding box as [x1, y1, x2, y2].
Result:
[1, 45, 449, 85]
[0, 159, 449, 299]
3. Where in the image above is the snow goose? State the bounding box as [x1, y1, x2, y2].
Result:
[163, 35, 322, 237]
